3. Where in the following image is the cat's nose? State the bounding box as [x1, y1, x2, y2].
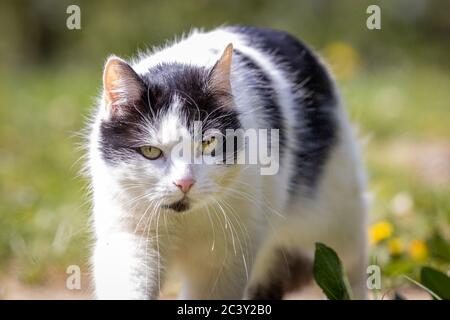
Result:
[174, 178, 195, 193]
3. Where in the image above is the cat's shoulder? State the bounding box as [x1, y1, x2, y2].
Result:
[132, 27, 241, 72]
[132, 25, 302, 72]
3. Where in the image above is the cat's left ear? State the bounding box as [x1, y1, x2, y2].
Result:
[102, 56, 144, 112]
[209, 43, 233, 94]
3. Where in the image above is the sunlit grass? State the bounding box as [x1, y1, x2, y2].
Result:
[341, 65, 450, 288]
[0, 67, 98, 282]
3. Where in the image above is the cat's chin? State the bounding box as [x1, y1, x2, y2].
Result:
[163, 197, 191, 213]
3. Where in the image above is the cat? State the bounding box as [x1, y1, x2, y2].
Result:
[86, 26, 368, 299]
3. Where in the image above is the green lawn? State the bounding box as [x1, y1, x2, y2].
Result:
[0, 67, 96, 282]
[341, 66, 450, 288]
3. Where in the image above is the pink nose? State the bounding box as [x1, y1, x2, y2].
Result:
[174, 178, 195, 193]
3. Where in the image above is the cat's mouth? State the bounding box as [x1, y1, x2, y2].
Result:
[163, 197, 190, 213]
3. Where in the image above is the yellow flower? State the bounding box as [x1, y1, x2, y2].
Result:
[388, 237, 404, 256]
[323, 42, 361, 80]
[408, 240, 428, 261]
[369, 220, 393, 245]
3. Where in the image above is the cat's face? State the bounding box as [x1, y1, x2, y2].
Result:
[98, 45, 242, 213]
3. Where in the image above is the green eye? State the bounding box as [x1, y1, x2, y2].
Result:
[202, 136, 217, 155]
[139, 146, 163, 160]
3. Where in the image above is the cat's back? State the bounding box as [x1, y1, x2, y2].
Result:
[134, 25, 333, 91]
[225, 26, 336, 103]
[226, 26, 339, 193]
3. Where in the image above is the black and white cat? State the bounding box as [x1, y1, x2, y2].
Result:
[87, 26, 368, 299]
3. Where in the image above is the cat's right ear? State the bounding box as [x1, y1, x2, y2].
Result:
[209, 43, 233, 94]
[102, 56, 144, 114]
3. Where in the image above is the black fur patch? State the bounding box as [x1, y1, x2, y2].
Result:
[233, 49, 286, 158]
[99, 102, 150, 163]
[163, 197, 190, 212]
[229, 26, 338, 194]
[245, 248, 313, 299]
[99, 62, 242, 164]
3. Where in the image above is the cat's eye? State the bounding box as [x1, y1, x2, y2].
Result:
[139, 146, 163, 160]
[202, 137, 217, 155]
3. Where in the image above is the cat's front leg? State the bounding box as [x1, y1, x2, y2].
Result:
[93, 231, 164, 300]
[179, 265, 248, 300]
[244, 245, 313, 300]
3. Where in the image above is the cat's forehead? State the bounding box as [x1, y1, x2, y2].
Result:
[142, 62, 241, 134]
[143, 62, 211, 108]
[156, 96, 190, 145]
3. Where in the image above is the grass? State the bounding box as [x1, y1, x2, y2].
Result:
[340, 65, 450, 289]
[0, 66, 97, 282]
[0, 62, 449, 291]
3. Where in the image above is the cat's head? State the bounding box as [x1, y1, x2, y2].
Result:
[97, 44, 243, 213]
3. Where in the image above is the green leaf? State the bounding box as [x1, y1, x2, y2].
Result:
[421, 267, 450, 300]
[313, 242, 352, 300]
[428, 233, 450, 262]
[404, 275, 442, 300]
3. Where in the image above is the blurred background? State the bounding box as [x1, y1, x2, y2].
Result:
[0, 0, 449, 299]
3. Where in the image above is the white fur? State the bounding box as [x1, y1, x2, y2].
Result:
[87, 28, 368, 299]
